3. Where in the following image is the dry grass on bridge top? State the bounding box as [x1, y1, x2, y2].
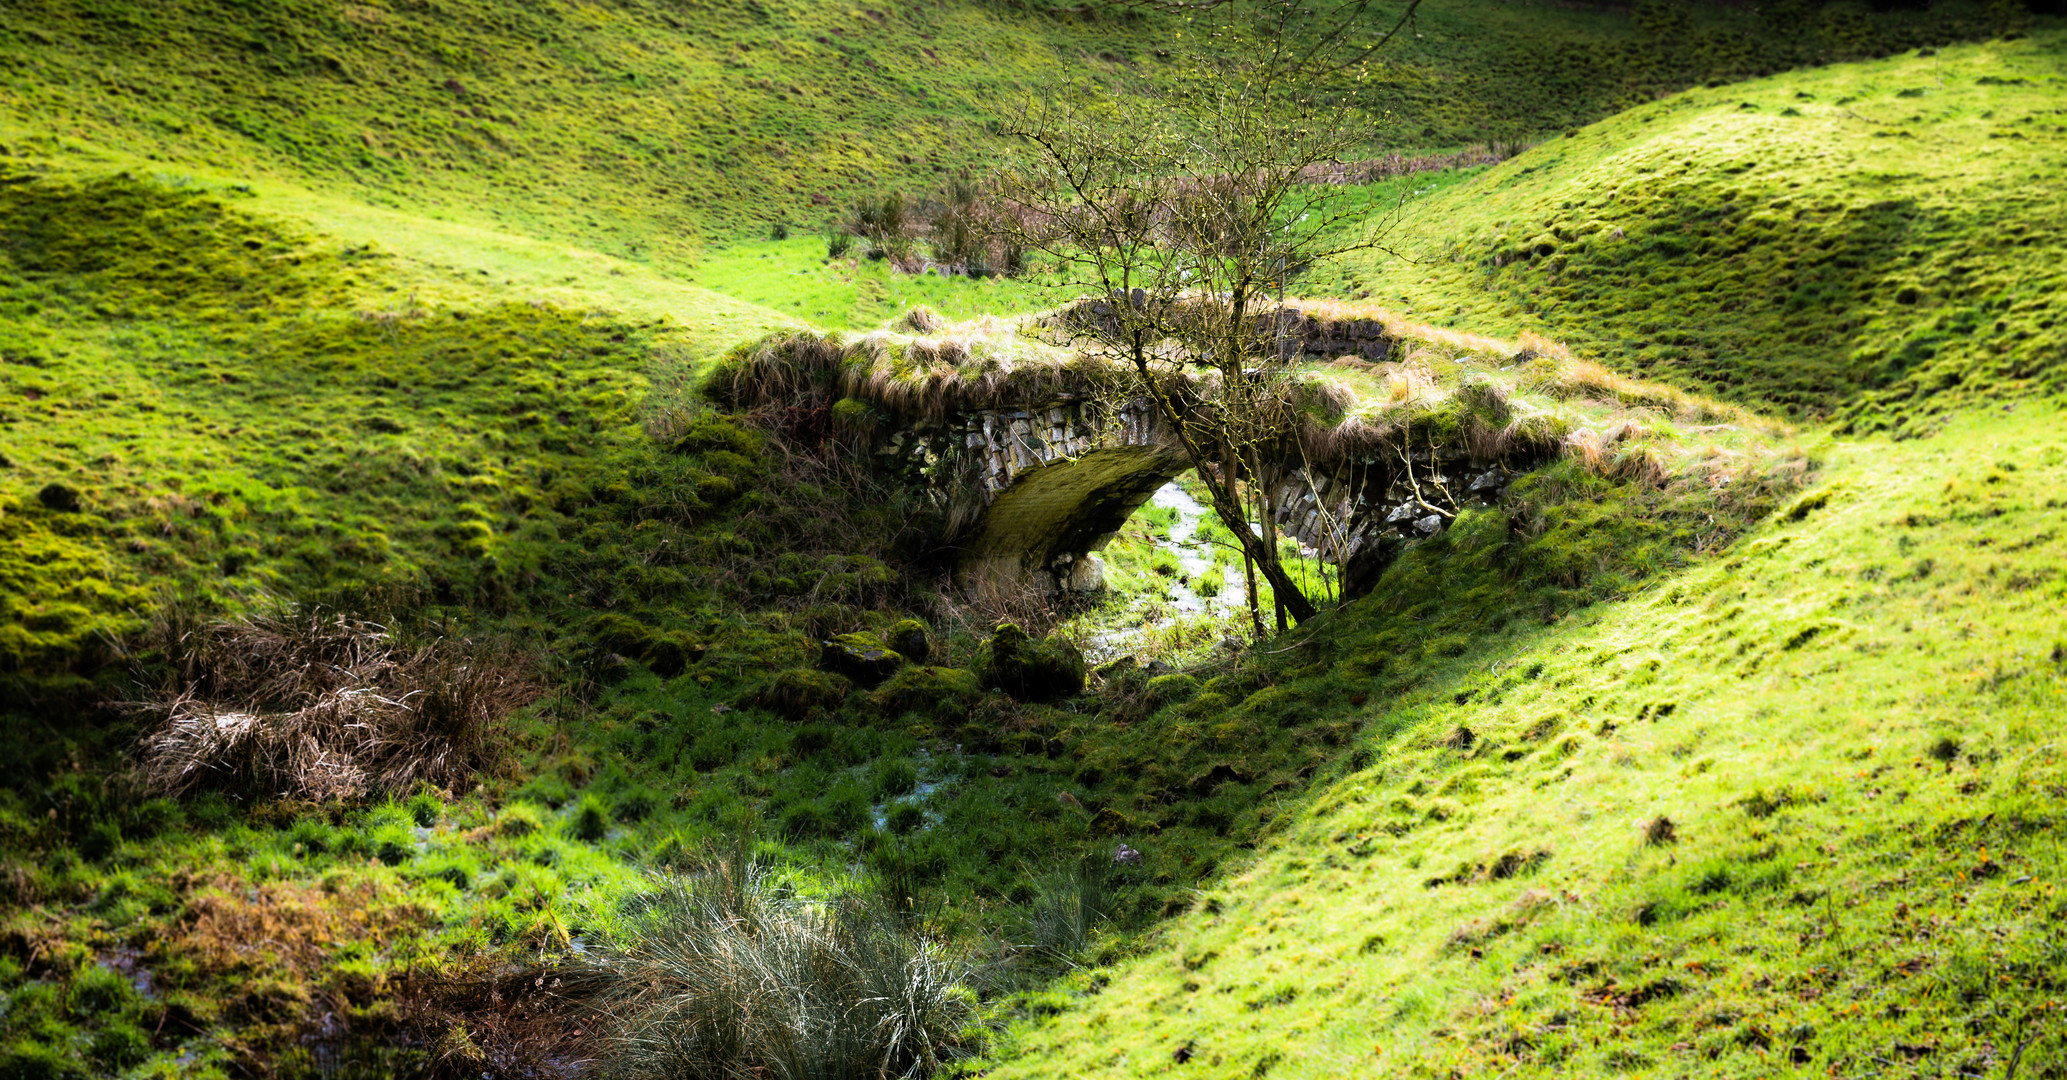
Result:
[707, 299, 1803, 502]
[1286, 298, 1798, 500]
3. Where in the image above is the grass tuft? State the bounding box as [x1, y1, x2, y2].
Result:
[127, 609, 535, 800]
[593, 865, 978, 1080]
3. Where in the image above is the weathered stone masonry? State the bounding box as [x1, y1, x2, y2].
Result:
[870, 394, 1531, 599]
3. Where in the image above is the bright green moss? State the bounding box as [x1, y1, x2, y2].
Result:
[870, 665, 982, 724]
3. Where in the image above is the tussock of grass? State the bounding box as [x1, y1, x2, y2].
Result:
[591, 864, 978, 1080]
[128, 610, 535, 800]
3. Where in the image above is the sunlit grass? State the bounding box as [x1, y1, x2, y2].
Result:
[987, 402, 2067, 1080]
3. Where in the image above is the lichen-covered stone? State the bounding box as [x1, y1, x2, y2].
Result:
[870, 665, 981, 723]
[886, 619, 932, 664]
[749, 668, 850, 721]
[975, 623, 1086, 702]
[817, 633, 906, 687]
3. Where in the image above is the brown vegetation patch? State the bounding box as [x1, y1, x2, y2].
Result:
[168, 876, 428, 992]
[394, 961, 604, 1080]
[128, 610, 539, 800]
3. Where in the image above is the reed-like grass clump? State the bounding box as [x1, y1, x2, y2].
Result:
[592, 864, 978, 1080]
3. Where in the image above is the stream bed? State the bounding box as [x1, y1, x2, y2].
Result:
[1076, 479, 1246, 664]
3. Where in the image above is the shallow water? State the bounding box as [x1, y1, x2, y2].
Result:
[1079, 480, 1243, 662]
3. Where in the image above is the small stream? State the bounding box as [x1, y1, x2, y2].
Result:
[1151, 481, 1232, 615]
[1079, 480, 1244, 663]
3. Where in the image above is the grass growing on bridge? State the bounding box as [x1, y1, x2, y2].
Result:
[712, 301, 1803, 516]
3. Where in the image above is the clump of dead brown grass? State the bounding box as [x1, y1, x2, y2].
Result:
[128, 610, 537, 800]
[704, 318, 1121, 428]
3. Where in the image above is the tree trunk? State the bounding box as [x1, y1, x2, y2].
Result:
[1223, 440, 1262, 635]
[1243, 549, 1262, 636]
[1254, 453, 1288, 634]
[1200, 489, 1317, 625]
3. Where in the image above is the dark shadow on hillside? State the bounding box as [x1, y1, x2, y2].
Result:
[1433, 183, 2067, 425]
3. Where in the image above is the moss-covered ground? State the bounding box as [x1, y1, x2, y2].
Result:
[0, 3, 2063, 1079]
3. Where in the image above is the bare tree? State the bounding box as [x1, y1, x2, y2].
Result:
[994, 0, 1414, 627]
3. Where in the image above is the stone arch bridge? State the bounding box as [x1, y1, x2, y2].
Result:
[872, 395, 1525, 598]
[710, 305, 1546, 601]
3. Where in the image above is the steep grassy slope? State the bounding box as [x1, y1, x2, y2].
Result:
[987, 402, 2067, 1080]
[0, 0, 2014, 263]
[978, 38, 2067, 1078]
[0, 164, 792, 693]
[1320, 33, 2067, 429]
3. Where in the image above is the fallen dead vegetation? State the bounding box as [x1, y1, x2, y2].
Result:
[127, 609, 538, 800]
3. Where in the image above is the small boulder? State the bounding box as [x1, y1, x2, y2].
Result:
[36, 483, 80, 513]
[817, 633, 906, 687]
[885, 619, 932, 664]
[1088, 806, 1133, 837]
[870, 665, 981, 724]
[749, 668, 850, 721]
[975, 623, 1086, 702]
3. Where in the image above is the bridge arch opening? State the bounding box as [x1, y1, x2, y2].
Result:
[955, 444, 1190, 597]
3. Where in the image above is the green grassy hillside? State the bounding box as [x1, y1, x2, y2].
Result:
[0, 0, 2013, 264]
[0, 164, 793, 692]
[1320, 33, 2067, 429]
[990, 403, 2067, 1079]
[0, 2, 2063, 1079]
